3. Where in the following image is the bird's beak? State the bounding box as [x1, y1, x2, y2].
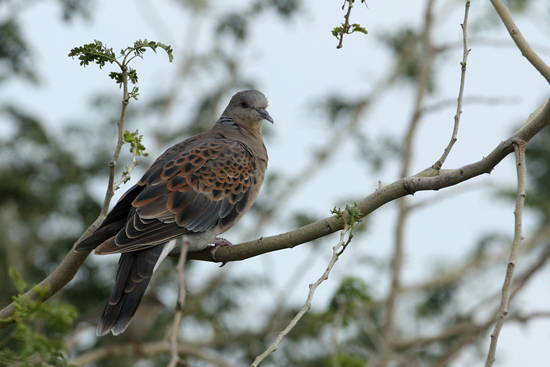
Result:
[257, 108, 274, 124]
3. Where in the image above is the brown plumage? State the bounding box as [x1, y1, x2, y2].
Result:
[75, 90, 272, 336]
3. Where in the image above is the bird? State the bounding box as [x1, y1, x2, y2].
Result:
[74, 89, 273, 336]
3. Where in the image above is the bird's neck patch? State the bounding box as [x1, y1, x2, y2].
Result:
[216, 115, 238, 128]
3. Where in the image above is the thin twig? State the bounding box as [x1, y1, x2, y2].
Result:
[484, 141, 526, 367]
[100, 66, 130, 218]
[489, 0, 550, 83]
[251, 226, 352, 367]
[113, 139, 139, 190]
[262, 243, 325, 332]
[337, 0, 354, 49]
[168, 237, 190, 367]
[433, 0, 471, 170]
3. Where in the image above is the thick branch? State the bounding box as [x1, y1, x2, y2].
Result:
[189, 98, 550, 263]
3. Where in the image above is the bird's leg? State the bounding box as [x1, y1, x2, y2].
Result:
[210, 237, 233, 266]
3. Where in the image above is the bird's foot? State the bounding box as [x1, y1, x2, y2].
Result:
[210, 237, 233, 266]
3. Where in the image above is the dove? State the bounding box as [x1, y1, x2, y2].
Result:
[75, 90, 272, 336]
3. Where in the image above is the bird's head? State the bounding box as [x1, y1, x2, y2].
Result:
[223, 90, 274, 133]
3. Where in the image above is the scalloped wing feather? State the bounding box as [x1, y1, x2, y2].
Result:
[92, 138, 258, 255]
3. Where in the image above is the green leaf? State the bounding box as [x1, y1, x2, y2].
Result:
[350, 23, 368, 35]
[68, 39, 117, 68]
[131, 39, 174, 62]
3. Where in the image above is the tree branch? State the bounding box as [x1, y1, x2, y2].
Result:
[489, 0, 550, 83]
[337, 0, 354, 49]
[103, 66, 130, 213]
[433, 0, 471, 170]
[360, 0, 437, 363]
[0, 63, 135, 327]
[168, 238, 190, 367]
[484, 141, 527, 367]
[188, 97, 550, 264]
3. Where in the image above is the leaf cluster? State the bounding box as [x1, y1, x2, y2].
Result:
[123, 129, 149, 157]
[332, 23, 368, 41]
[331, 203, 362, 234]
[69, 39, 173, 100]
[68, 39, 173, 69]
[0, 269, 76, 367]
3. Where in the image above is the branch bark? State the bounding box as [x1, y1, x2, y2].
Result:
[489, 0, 550, 84]
[433, 0, 471, 170]
[484, 141, 527, 367]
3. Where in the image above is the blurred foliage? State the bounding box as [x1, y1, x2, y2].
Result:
[57, 0, 91, 21]
[380, 27, 435, 88]
[416, 283, 457, 318]
[524, 124, 550, 222]
[0, 19, 36, 83]
[0, 269, 76, 366]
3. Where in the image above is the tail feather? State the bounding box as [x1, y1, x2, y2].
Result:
[96, 244, 165, 336]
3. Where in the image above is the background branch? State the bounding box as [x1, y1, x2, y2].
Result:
[376, 1, 435, 364]
[71, 340, 240, 367]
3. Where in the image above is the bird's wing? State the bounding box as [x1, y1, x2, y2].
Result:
[90, 138, 257, 254]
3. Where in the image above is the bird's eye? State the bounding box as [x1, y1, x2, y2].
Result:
[241, 101, 248, 108]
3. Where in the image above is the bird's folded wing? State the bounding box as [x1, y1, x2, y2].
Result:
[78, 138, 257, 254]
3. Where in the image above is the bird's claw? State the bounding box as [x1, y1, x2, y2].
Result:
[210, 237, 233, 267]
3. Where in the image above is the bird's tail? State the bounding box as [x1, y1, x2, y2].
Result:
[96, 244, 165, 336]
